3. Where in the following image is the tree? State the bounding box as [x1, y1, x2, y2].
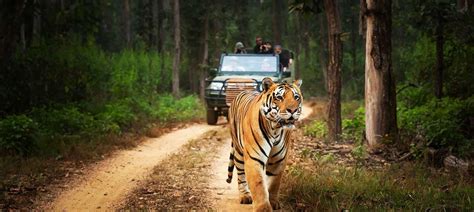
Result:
[272, 0, 283, 44]
[199, 14, 209, 99]
[172, 0, 181, 98]
[323, 0, 343, 142]
[123, 0, 131, 48]
[0, 1, 25, 65]
[362, 0, 398, 147]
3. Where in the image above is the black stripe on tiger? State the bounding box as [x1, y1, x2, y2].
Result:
[251, 129, 268, 158]
[266, 171, 277, 176]
[247, 150, 265, 167]
[258, 114, 273, 148]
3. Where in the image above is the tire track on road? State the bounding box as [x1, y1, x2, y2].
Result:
[45, 124, 220, 211]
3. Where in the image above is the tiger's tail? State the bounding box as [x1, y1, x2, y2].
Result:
[226, 146, 235, 184]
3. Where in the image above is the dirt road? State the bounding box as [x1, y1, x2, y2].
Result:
[45, 124, 220, 211]
[209, 105, 313, 211]
[44, 104, 312, 211]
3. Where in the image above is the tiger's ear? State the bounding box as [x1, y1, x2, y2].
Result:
[293, 79, 302, 88]
[262, 77, 275, 92]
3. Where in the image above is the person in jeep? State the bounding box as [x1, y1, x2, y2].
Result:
[253, 36, 263, 53]
[234, 42, 247, 54]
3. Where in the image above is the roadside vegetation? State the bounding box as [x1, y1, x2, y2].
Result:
[282, 98, 473, 210]
[283, 162, 473, 210]
[0, 40, 205, 209]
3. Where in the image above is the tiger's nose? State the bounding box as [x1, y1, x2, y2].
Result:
[286, 108, 297, 114]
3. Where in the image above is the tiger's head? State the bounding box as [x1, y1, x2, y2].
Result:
[260, 77, 303, 129]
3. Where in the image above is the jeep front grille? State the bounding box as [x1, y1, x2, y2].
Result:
[225, 78, 258, 106]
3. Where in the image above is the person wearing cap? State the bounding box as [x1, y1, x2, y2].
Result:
[234, 42, 247, 54]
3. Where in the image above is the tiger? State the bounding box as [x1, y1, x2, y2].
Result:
[226, 77, 303, 211]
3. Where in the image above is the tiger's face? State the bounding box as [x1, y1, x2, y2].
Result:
[260, 78, 303, 129]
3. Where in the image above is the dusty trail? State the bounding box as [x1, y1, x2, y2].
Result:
[209, 104, 313, 211]
[45, 124, 219, 211]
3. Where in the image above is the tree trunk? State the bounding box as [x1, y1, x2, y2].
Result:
[324, 0, 343, 142]
[172, 0, 181, 98]
[294, 15, 301, 79]
[435, 14, 444, 99]
[350, 0, 358, 94]
[272, 0, 282, 44]
[350, 1, 357, 77]
[236, 0, 249, 43]
[123, 0, 131, 48]
[363, 0, 398, 147]
[157, 0, 165, 53]
[318, 14, 328, 92]
[200, 14, 209, 100]
[0, 1, 24, 65]
[359, 0, 367, 39]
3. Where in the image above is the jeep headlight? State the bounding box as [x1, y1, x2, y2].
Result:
[208, 82, 223, 90]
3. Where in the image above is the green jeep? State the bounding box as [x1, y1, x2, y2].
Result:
[204, 52, 294, 125]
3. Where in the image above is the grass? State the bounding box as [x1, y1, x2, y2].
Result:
[281, 162, 473, 210]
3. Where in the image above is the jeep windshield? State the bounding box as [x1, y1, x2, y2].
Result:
[219, 54, 279, 76]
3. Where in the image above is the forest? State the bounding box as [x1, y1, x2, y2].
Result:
[0, 0, 473, 210]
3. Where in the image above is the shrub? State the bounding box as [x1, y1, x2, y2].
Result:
[397, 84, 433, 108]
[304, 120, 328, 139]
[152, 94, 204, 122]
[342, 106, 365, 144]
[96, 99, 136, 130]
[30, 106, 99, 136]
[398, 97, 473, 156]
[0, 115, 38, 156]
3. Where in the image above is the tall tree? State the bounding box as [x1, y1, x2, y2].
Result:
[324, 0, 343, 142]
[434, 10, 444, 99]
[362, 0, 398, 147]
[200, 14, 209, 99]
[318, 13, 328, 91]
[0, 1, 25, 65]
[172, 0, 181, 98]
[123, 0, 131, 48]
[272, 0, 283, 44]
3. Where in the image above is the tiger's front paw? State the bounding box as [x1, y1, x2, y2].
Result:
[270, 199, 281, 210]
[239, 194, 253, 204]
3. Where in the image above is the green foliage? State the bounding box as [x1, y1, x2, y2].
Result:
[303, 120, 327, 139]
[342, 106, 365, 144]
[0, 115, 38, 156]
[398, 97, 474, 156]
[397, 84, 433, 108]
[153, 95, 205, 122]
[0, 94, 204, 157]
[97, 99, 136, 130]
[30, 106, 99, 136]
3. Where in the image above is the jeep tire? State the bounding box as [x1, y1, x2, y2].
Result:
[206, 109, 218, 125]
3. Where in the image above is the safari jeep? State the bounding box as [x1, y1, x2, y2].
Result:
[204, 53, 294, 125]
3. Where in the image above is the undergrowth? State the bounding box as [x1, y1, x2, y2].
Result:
[0, 94, 204, 159]
[282, 163, 473, 210]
